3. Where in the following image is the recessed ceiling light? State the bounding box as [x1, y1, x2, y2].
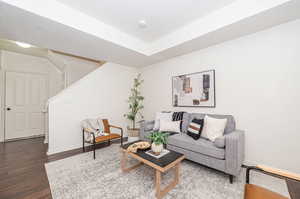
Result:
[138, 20, 147, 29]
[15, 41, 32, 48]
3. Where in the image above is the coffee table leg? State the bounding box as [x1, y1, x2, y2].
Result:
[155, 170, 162, 198]
[175, 163, 180, 184]
[121, 151, 143, 172]
[155, 163, 180, 199]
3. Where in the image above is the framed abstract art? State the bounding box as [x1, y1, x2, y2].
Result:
[172, 70, 215, 107]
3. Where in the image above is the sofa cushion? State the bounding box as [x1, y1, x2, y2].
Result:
[167, 134, 225, 159]
[181, 112, 191, 133]
[159, 120, 181, 133]
[201, 115, 227, 141]
[143, 120, 155, 131]
[187, 113, 235, 134]
[153, 112, 173, 131]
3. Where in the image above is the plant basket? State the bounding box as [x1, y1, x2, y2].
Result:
[127, 128, 140, 137]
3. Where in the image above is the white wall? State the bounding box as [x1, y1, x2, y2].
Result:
[2, 51, 64, 96]
[47, 63, 137, 155]
[140, 19, 300, 174]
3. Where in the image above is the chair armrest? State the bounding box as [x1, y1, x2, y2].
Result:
[225, 129, 245, 176]
[109, 125, 122, 130]
[83, 128, 94, 133]
[245, 165, 300, 184]
[109, 125, 123, 137]
[257, 165, 300, 181]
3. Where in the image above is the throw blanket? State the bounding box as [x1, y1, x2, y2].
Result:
[81, 118, 106, 142]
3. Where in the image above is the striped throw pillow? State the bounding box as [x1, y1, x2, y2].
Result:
[172, 112, 185, 132]
[187, 119, 204, 140]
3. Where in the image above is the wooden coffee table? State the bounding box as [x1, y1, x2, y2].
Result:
[121, 141, 185, 199]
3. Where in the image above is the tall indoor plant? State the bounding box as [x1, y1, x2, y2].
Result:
[124, 74, 144, 140]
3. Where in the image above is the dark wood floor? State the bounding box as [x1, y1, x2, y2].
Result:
[0, 137, 119, 199]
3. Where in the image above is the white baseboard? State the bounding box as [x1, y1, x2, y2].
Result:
[243, 159, 258, 167]
[4, 134, 45, 142]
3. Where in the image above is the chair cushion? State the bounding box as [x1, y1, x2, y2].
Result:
[167, 134, 225, 159]
[244, 184, 288, 199]
[95, 133, 121, 143]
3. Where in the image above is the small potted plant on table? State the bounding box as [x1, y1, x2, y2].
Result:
[147, 131, 168, 155]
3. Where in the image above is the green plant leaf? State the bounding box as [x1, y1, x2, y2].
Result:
[146, 131, 169, 145]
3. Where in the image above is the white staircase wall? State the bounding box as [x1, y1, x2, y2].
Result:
[47, 62, 137, 155]
[47, 50, 66, 74]
[53, 53, 100, 86]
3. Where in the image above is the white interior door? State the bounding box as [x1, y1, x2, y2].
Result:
[5, 71, 48, 140]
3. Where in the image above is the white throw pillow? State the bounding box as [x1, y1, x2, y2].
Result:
[201, 115, 227, 142]
[153, 112, 173, 130]
[159, 120, 181, 133]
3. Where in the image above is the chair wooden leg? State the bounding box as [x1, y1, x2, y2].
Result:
[82, 130, 85, 152]
[93, 143, 96, 159]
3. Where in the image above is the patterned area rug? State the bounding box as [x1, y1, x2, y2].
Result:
[45, 144, 289, 199]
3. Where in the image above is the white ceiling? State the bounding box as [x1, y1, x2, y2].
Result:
[0, 0, 300, 67]
[56, 0, 236, 42]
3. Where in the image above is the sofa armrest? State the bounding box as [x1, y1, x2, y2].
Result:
[140, 120, 155, 140]
[225, 129, 245, 176]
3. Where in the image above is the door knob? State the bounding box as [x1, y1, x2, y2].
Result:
[6, 107, 11, 111]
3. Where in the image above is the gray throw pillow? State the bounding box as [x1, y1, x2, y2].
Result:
[213, 136, 225, 148]
[144, 121, 155, 131]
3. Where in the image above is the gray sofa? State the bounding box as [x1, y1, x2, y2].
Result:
[140, 112, 245, 183]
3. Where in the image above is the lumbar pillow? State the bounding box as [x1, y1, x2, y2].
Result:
[187, 119, 204, 140]
[201, 115, 227, 142]
[213, 136, 225, 148]
[159, 120, 181, 133]
[153, 112, 173, 130]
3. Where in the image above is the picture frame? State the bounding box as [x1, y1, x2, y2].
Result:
[172, 70, 215, 107]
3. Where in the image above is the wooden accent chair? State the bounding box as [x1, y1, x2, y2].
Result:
[244, 165, 300, 199]
[82, 119, 123, 159]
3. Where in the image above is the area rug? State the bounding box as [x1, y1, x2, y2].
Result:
[45, 144, 288, 199]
